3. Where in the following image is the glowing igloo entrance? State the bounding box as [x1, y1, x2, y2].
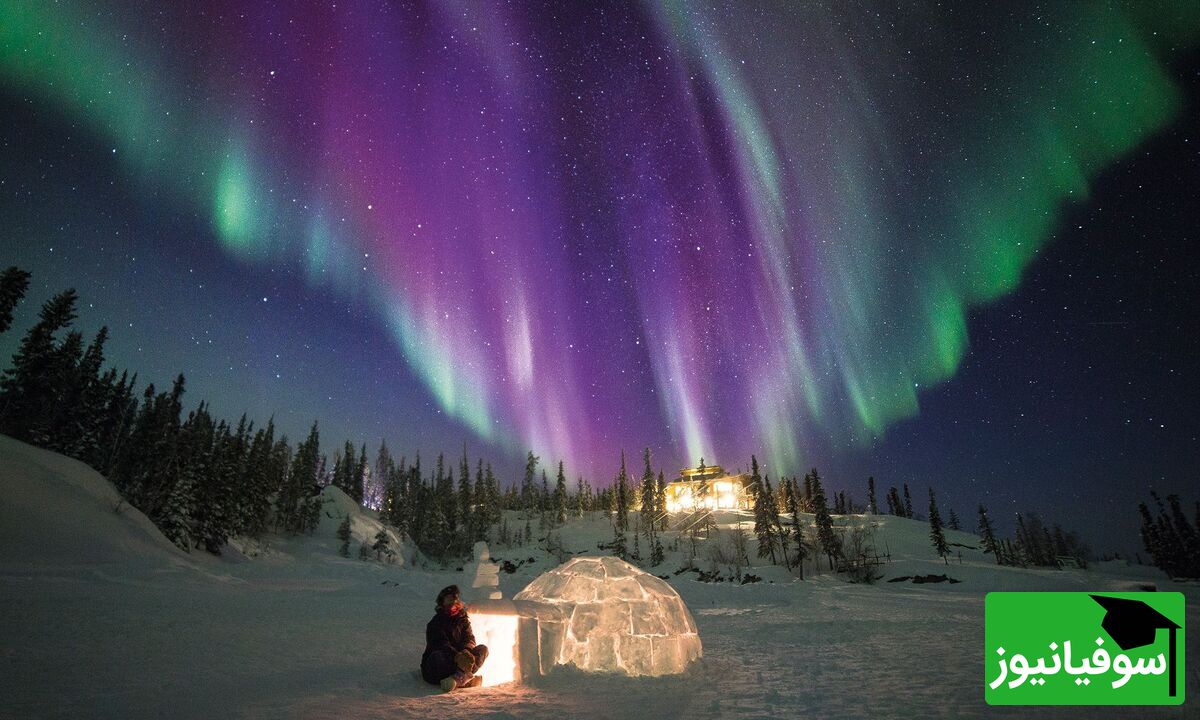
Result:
[512, 556, 702, 677]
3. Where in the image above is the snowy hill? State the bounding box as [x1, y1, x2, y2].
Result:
[489, 506, 1172, 596]
[0, 434, 189, 571]
[229, 483, 407, 567]
[0, 434, 405, 572]
[0, 436, 1195, 720]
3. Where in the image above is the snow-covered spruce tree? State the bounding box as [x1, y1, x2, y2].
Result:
[164, 401, 211, 552]
[866, 476, 877, 515]
[0, 266, 32, 335]
[809, 468, 840, 571]
[358, 542, 371, 560]
[1015, 512, 1050, 566]
[159, 404, 211, 554]
[402, 455, 422, 538]
[193, 413, 236, 554]
[785, 478, 807, 579]
[1139, 493, 1199, 579]
[455, 460, 472, 553]
[382, 459, 405, 536]
[210, 415, 250, 547]
[407, 475, 428, 552]
[903, 483, 914, 519]
[751, 457, 780, 565]
[948, 507, 961, 531]
[540, 469, 551, 517]
[373, 440, 393, 513]
[574, 476, 586, 517]
[88, 368, 137, 476]
[765, 475, 791, 570]
[776, 478, 790, 514]
[0, 288, 78, 442]
[337, 515, 352, 557]
[656, 470, 668, 531]
[159, 467, 196, 551]
[263, 431, 291, 521]
[471, 458, 487, 541]
[434, 453, 458, 538]
[277, 421, 321, 534]
[521, 451, 538, 519]
[46, 325, 108, 461]
[928, 487, 949, 564]
[458, 445, 472, 534]
[650, 531, 664, 567]
[331, 441, 350, 499]
[614, 451, 629, 533]
[443, 467, 461, 551]
[502, 481, 518, 512]
[484, 462, 502, 529]
[1012, 513, 1033, 566]
[611, 517, 628, 560]
[425, 505, 451, 561]
[372, 527, 391, 561]
[640, 449, 657, 533]
[977, 504, 1001, 564]
[554, 461, 568, 527]
[28, 328, 82, 448]
[353, 443, 367, 505]
[237, 418, 275, 538]
[110, 375, 185, 521]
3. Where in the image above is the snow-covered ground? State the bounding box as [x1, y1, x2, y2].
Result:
[1, 435, 1196, 719]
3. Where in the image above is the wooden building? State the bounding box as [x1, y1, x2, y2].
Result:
[663, 464, 752, 512]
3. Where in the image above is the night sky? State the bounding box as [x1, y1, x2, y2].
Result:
[2, 1, 1198, 553]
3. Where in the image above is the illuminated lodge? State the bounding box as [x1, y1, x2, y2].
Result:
[663, 464, 752, 513]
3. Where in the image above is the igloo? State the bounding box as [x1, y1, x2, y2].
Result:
[512, 556, 702, 677]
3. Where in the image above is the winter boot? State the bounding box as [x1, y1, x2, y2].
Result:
[462, 675, 483, 689]
[439, 676, 457, 693]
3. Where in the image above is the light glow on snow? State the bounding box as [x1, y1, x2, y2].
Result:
[470, 612, 519, 687]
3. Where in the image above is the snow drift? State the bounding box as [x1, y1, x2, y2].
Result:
[0, 434, 188, 570]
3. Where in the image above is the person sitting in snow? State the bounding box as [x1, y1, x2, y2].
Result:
[421, 585, 488, 692]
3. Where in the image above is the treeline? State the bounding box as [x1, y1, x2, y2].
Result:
[1138, 491, 1199, 579]
[842, 472, 1091, 570]
[0, 265, 1103, 573]
[0, 267, 683, 563]
[973, 505, 1090, 569]
[737, 463, 1093, 574]
[0, 268, 328, 553]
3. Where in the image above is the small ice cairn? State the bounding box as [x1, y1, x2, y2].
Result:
[466, 541, 502, 601]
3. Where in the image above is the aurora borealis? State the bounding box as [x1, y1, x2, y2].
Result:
[1, 2, 1198, 547]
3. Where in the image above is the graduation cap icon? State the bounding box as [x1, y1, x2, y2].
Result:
[1090, 594, 1181, 697]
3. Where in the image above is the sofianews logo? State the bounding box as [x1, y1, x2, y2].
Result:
[985, 592, 1185, 706]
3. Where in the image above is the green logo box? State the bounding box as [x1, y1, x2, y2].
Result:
[985, 592, 1184, 705]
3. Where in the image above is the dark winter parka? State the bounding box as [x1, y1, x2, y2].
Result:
[421, 607, 477, 683]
